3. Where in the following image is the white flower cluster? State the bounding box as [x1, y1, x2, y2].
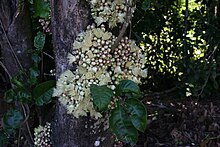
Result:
[88, 0, 128, 27]
[53, 24, 147, 119]
[68, 24, 115, 71]
[53, 69, 103, 119]
[34, 122, 51, 147]
[111, 37, 147, 85]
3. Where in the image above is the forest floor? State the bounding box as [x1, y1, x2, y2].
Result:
[134, 96, 220, 147]
[1, 84, 220, 147]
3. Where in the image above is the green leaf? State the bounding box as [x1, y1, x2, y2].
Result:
[109, 106, 138, 145]
[11, 76, 24, 88]
[4, 88, 32, 103]
[29, 67, 40, 78]
[32, 54, 41, 63]
[33, 80, 56, 106]
[27, 66, 40, 85]
[90, 84, 113, 112]
[17, 89, 32, 103]
[3, 109, 23, 135]
[125, 98, 147, 132]
[142, 0, 153, 11]
[28, 67, 40, 85]
[33, 0, 50, 19]
[115, 80, 141, 99]
[29, 0, 34, 4]
[27, 77, 38, 86]
[34, 31, 46, 50]
[4, 89, 16, 103]
[0, 129, 8, 147]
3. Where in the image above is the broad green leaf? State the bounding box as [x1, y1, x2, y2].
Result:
[125, 98, 147, 132]
[4, 89, 16, 103]
[33, 80, 56, 106]
[33, 0, 50, 19]
[3, 109, 23, 135]
[0, 129, 8, 147]
[109, 106, 138, 145]
[34, 31, 46, 50]
[90, 84, 113, 112]
[115, 80, 141, 99]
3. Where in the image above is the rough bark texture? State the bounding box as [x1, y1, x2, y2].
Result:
[0, 0, 33, 146]
[0, 0, 32, 76]
[51, 0, 114, 146]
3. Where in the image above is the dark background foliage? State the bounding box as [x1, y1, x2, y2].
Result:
[132, 0, 220, 98]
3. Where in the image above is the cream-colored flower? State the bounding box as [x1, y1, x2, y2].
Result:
[114, 66, 122, 73]
[141, 69, 148, 78]
[67, 53, 76, 64]
[132, 67, 141, 76]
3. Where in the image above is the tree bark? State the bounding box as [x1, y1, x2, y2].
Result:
[0, 0, 33, 146]
[51, 0, 114, 146]
[0, 0, 32, 77]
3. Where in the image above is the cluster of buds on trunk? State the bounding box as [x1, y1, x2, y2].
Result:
[34, 122, 51, 147]
[87, 0, 128, 27]
[55, 23, 147, 119]
[68, 25, 115, 72]
[110, 37, 147, 84]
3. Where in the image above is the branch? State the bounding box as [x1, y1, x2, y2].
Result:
[111, 0, 134, 52]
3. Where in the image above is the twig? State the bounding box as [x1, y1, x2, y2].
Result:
[43, 52, 54, 59]
[21, 104, 30, 125]
[20, 103, 34, 144]
[0, 61, 12, 79]
[111, 0, 133, 52]
[207, 41, 220, 60]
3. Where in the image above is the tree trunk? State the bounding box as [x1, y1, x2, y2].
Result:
[51, 0, 114, 146]
[0, 0, 32, 77]
[0, 0, 33, 146]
